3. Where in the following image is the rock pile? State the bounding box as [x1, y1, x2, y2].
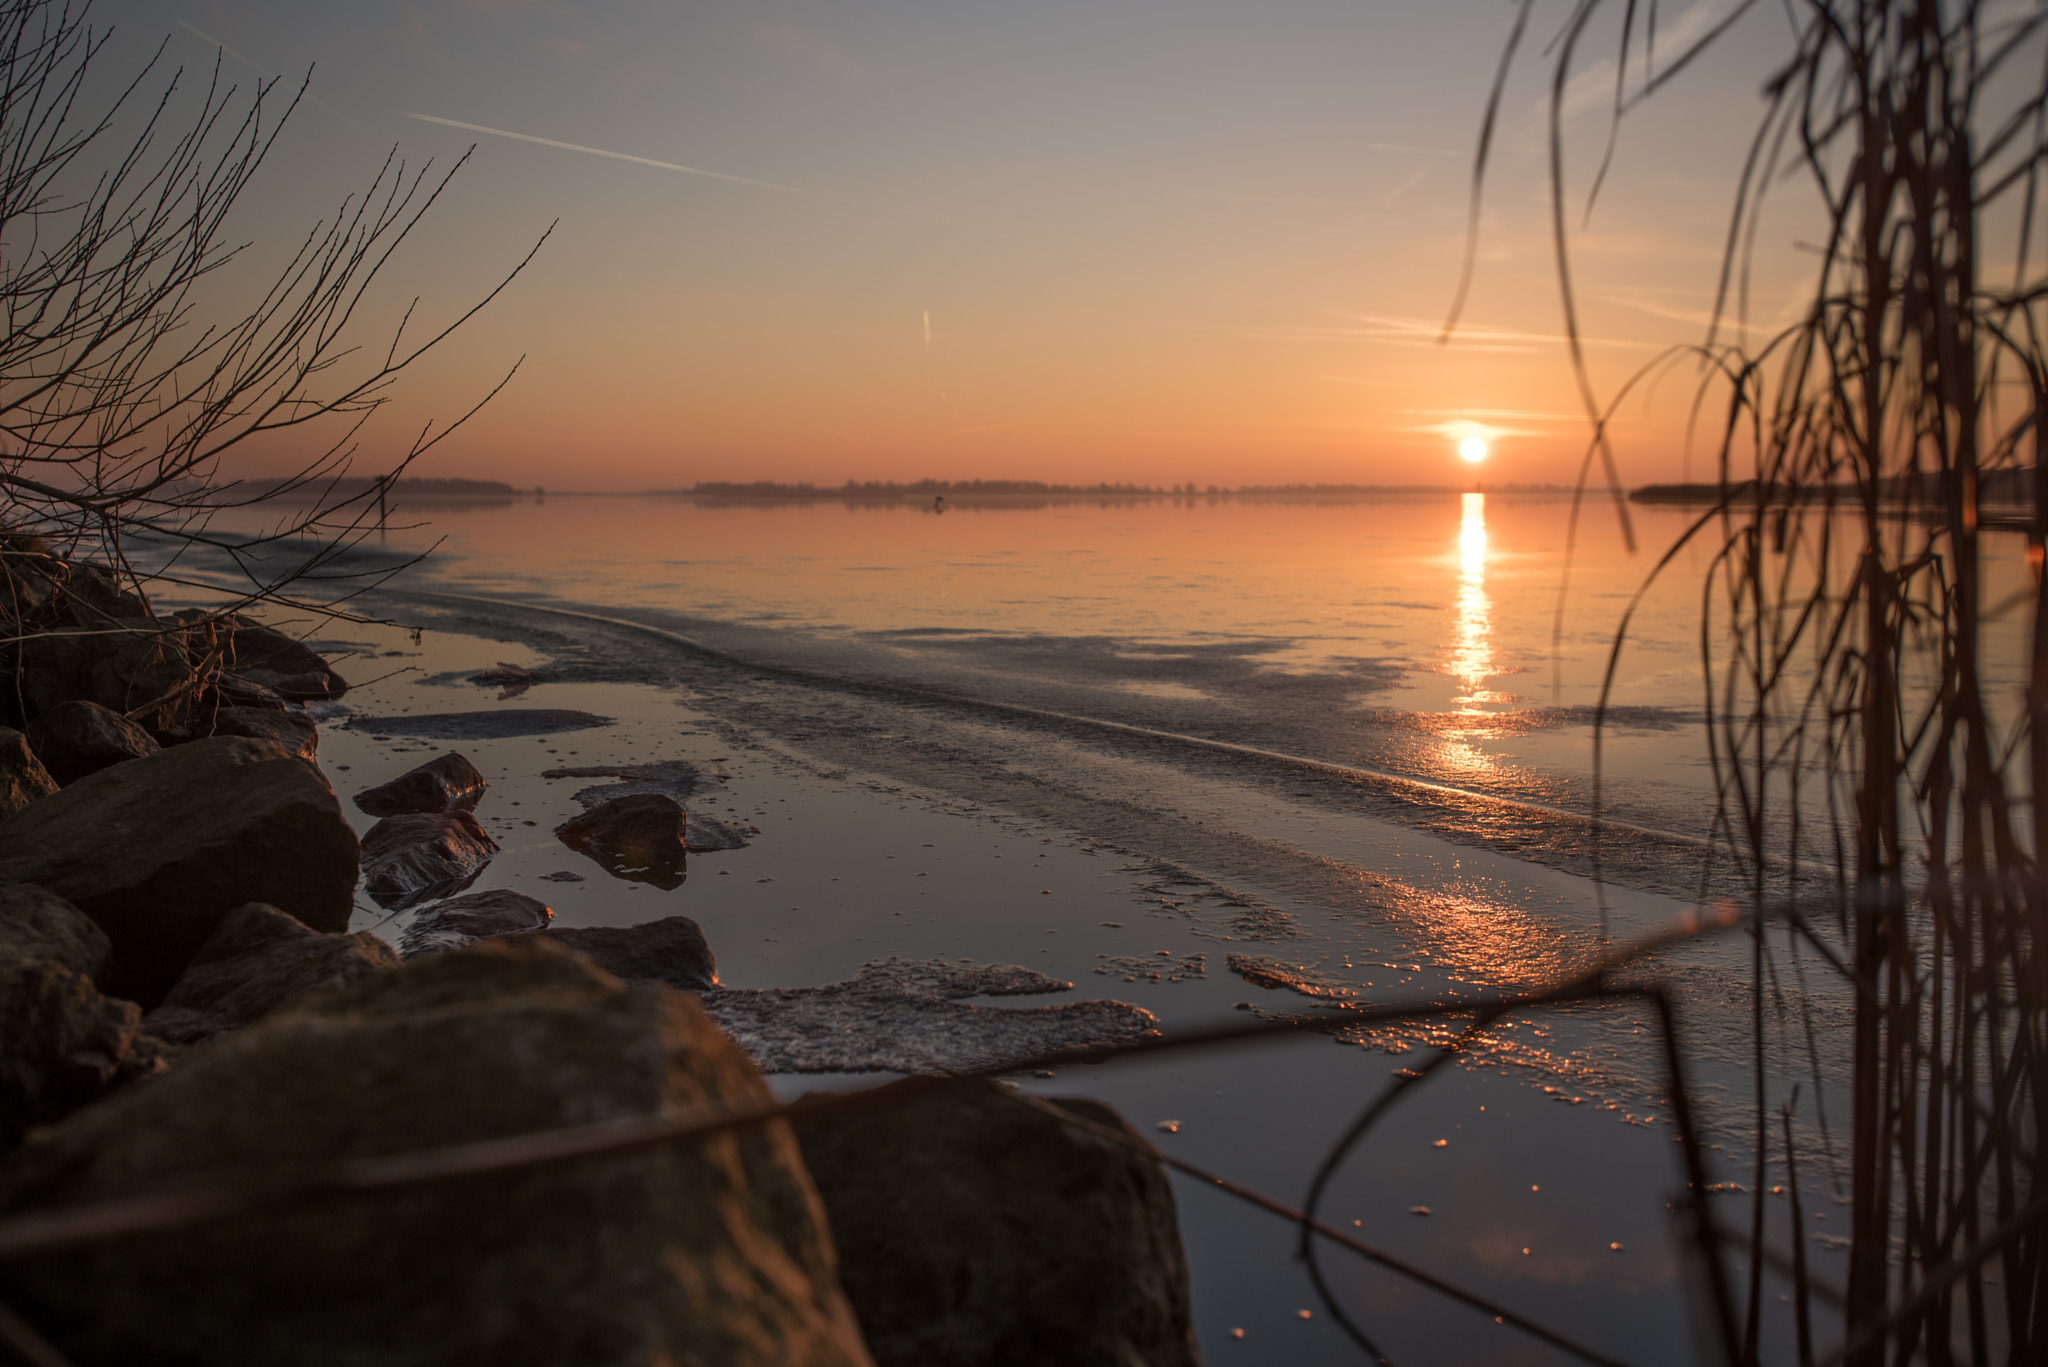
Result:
[0, 558, 1201, 1364]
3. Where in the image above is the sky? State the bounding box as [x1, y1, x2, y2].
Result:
[89, 0, 1814, 491]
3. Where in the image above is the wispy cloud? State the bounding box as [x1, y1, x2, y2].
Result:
[177, 20, 363, 129]
[403, 114, 824, 196]
[1246, 313, 1663, 355]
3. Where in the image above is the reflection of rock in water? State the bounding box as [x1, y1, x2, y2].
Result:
[554, 793, 687, 889]
[701, 958, 1156, 1074]
[398, 889, 553, 957]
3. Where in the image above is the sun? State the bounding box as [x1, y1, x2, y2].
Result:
[1459, 436, 1488, 463]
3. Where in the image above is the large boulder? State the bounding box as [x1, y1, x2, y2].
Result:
[542, 916, 717, 991]
[353, 751, 485, 817]
[0, 728, 56, 816]
[793, 1079, 1199, 1367]
[360, 810, 498, 909]
[223, 618, 348, 701]
[143, 903, 399, 1046]
[51, 562, 153, 627]
[0, 737, 361, 1005]
[557, 792, 688, 889]
[0, 886, 149, 1148]
[6, 623, 192, 729]
[0, 939, 875, 1367]
[195, 705, 318, 760]
[26, 700, 159, 785]
[398, 888, 551, 957]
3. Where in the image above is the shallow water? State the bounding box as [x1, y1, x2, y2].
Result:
[171, 490, 1982, 1363]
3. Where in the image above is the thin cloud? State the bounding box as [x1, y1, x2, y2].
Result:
[1247, 314, 1663, 354]
[177, 20, 364, 129]
[403, 114, 825, 196]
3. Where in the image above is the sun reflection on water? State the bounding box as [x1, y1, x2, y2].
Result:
[1450, 491, 1502, 713]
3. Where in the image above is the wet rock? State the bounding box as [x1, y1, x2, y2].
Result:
[0, 887, 147, 1148]
[224, 618, 348, 701]
[0, 728, 56, 817]
[398, 888, 552, 957]
[548, 760, 749, 852]
[556, 792, 687, 889]
[142, 904, 400, 1046]
[25, 700, 159, 785]
[793, 1079, 1198, 1367]
[0, 737, 360, 1006]
[353, 751, 485, 817]
[701, 959, 1157, 1074]
[542, 916, 716, 991]
[0, 939, 875, 1367]
[360, 810, 498, 909]
[197, 706, 319, 760]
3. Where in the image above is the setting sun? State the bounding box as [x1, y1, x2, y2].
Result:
[1459, 437, 1488, 463]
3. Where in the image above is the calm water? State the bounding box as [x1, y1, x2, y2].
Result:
[175, 490, 2034, 1364]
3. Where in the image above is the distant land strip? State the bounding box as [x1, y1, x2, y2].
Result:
[667, 479, 1578, 498]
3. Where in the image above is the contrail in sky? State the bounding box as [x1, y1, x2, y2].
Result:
[923, 310, 930, 348]
[404, 114, 822, 197]
[177, 21, 364, 129]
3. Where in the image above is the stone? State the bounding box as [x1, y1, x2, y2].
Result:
[792, 1079, 1198, 1367]
[0, 556, 61, 622]
[0, 887, 147, 1149]
[198, 706, 319, 760]
[700, 959, 1159, 1075]
[0, 939, 874, 1367]
[52, 562, 152, 627]
[0, 957, 146, 1148]
[0, 728, 56, 817]
[25, 700, 160, 785]
[142, 904, 400, 1046]
[8, 622, 192, 728]
[398, 888, 552, 957]
[542, 916, 717, 991]
[224, 618, 348, 701]
[0, 737, 361, 1006]
[0, 884, 113, 980]
[205, 672, 290, 713]
[360, 810, 499, 909]
[353, 751, 485, 817]
[556, 792, 687, 889]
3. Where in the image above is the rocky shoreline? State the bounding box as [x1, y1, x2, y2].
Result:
[0, 559, 1197, 1366]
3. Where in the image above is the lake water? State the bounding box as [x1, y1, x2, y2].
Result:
[178, 489, 2032, 1364]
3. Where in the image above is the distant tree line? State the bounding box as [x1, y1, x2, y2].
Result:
[679, 479, 1579, 498]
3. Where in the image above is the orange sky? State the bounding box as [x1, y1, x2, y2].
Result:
[132, 0, 1810, 490]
